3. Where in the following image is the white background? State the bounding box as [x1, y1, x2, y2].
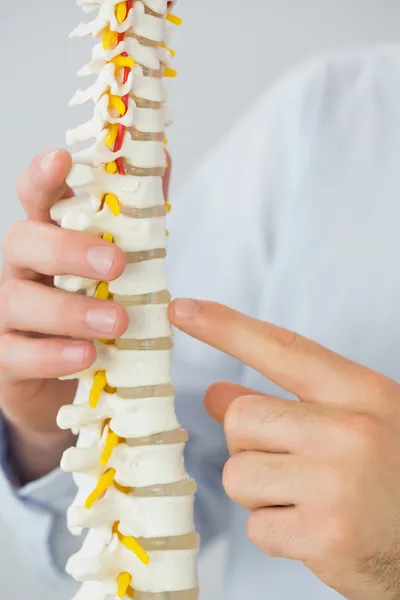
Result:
[2, 0, 400, 597]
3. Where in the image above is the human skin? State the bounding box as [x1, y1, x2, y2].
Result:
[0, 149, 171, 483]
[169, 299, 400, 600]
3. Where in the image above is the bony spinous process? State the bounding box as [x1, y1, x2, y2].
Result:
[51, 1, 199, 598]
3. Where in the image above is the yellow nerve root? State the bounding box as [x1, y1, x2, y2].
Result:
[112, 55, 135, 69]
[126, 587, 135, 599]
[100, 429, 122, 466]
[116, 1, 128, 23]
[85, 468, 116, 509]
[104, 193, 121, 216]
[102, 231, 114, 243]
[121, 535, 150, 565]
[166, 13, 182, 26]
[113, 523, 150, 565]
[117, 572, 132, 598]
[102, 25, 118, 50]
[105, 124, 119, 148]
[106, 161, 118, 174]
[164, 136, 168, 145]
[95, 281, 110, 301]
[89, 370, 108, 408]
[109, 94, 127, 116]
[163, 67, 177, 78]
[165, 202, 172, 213]
[160, 43, 176, 57]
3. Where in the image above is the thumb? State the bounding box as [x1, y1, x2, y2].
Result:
[205, 382, 264, 424]
[17, 149, 73, 222]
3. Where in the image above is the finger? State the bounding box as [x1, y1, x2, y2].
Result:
[17, 149, 72, 222]
[0, 280, 128, 339]
[2, 220, 125, 282]
[0, 333, 95, 381]
[163, 151, 171, 201]
[169, 299, 374, 405]
[247, 507, 303, 560]
[223, 394, 341, 455]
[223, 452, 309, 509]
[204, 381, 264, 424]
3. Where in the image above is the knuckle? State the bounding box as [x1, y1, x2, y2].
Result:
[53, 229, 70, 268]
[319, 514, 352, 557]
[362, 370, 392, 397]
[224, 396, 248, 439]
[16, 170, 30, 202]
[16, 154, 51, 202]
[247, 510, 289, 558]
[341, 412, 383, 459]
[0, 279, 23, 327]
[264, 322, 300, 352]
[323, 463, 365, 524]
[324, 466, 351, 506]
[1, 277, 22, 299]
[54, 291, 75, 326]
[2, 221, 25, 259]
[222, 455, 245, 500]
[353, 368, 396, 411]
[0, 333, 15, 371]
[247, 511, 262, 547]
[260, 401, 295, 427]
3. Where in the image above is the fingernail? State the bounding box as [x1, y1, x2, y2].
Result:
[62, 345, 86, 365]
[86, 306, 118, 334]
[172, 299, 200, 319]
[40, 150, 58, 174]
[87, 246, 115, 276]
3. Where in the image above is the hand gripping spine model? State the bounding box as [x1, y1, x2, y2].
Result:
[52, 1, 199, 598]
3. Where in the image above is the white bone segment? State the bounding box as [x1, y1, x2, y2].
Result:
[60, 208, 168, 252]
[58, 2, 198, 598]
[58, 382, 179, 438]
[68, 491, 195, 537]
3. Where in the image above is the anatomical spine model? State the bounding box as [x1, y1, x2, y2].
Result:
[52, 1, 199, 598]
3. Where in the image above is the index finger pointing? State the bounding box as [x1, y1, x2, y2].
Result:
[169, 299, 372, 404]
[17, 149, 72, 222]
